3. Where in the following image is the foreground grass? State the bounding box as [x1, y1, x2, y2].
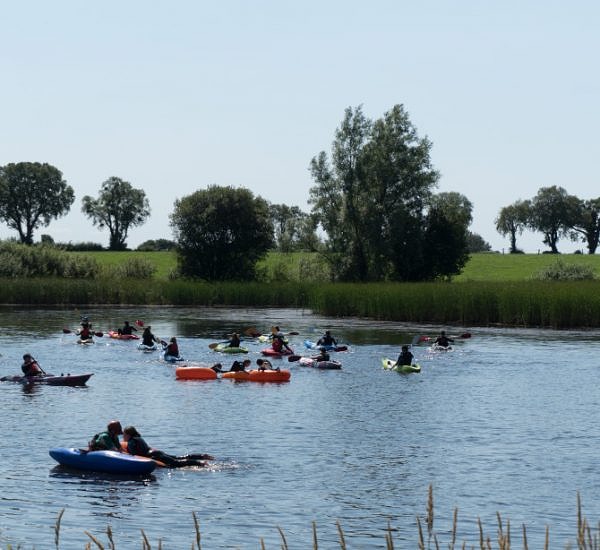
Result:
[17, 487, 598, 549]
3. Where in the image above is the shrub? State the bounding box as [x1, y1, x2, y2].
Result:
[0, 241, 100, 278]
[533, 259, 596, 281]
[107, 257, 157, 279]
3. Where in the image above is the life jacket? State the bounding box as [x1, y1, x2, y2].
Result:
[89, 431, 118, 451]
[128, 436, 151, 457]
[167, 343, 179, 356]
[272, 338, 283, 352]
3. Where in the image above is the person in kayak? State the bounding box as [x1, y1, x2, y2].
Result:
[78, 321, 93, 341]
[141, 326, 159, 347]
[163, 337, 180, 358]
[227, 332, 241, 348]
[118, 321, 137, 336]
[229, 358, 251, 372]
[123, 425, 213, 467]
[434, 331, 454, 348]
[396, 345, 414, 366]
[89, 420, 123, 451]
[256, 358, 280, 371]
[312, 347, 330, 361]
[21, 354, 43, 377]
[317, 330, 337, 347]
[270, 326, 293, 353]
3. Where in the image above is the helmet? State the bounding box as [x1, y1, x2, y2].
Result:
[107, 420, 123, 434]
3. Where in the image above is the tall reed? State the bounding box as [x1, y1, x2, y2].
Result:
[41, 486, 600, 549]
[2, 279, 600, 328]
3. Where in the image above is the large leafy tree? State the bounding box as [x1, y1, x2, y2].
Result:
[569, 198, 600, 254]
[81, 177, 150, 250]
[0, 162, 74, 244]
[528, 186, 578, 253]
[170, 186, 273, 280]
[423, 192, 473, 279]
[309, 104, 467, 281]
[495, 200, 530, 253]
[269, 204, 319, 252]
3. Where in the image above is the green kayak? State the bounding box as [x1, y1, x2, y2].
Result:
[214, 343, 249, 354]
[382, 358, 421, 374]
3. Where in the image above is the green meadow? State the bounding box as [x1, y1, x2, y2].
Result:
[78, 250, 600, 283]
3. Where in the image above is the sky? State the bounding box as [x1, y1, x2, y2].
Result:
[1, 1, 598, 253]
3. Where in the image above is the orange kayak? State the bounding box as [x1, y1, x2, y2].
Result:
[175, 366, 218, 380]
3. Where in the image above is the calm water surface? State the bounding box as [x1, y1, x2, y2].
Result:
[0, 306, 599, 549]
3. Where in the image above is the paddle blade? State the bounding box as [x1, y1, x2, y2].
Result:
[243, 327, 261, 337]
[334, 345, 348, 352]
[208, 343, 219, 350]
[287, 355, 301, 362]
[461, 332, 472, 339]
[94, 331, 104, 337]
[287, 331, 299, 336]
[62, 328, 72, 334]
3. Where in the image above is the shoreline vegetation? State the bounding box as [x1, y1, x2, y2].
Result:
[2, 250, 600, 328]
[2, 278, 600, 329]
[13, 487, 597, 549]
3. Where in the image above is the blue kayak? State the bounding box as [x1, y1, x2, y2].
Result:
[303, 340, 348, 352]
[49, 447, 156, 475]
[162, 352, 185, 362]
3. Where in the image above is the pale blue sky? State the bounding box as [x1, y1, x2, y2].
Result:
[1, 1, 598, 252]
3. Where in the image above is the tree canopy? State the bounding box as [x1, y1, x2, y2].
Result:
[309, 104, 470, 281]
[495, 200, 530, 253]
[570, 198, 600, 254]
[0, 162, 74, 244]
[170, 185, 273, 280]
[82, 177, 150, 250]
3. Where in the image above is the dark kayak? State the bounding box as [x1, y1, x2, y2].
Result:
[1, 373, 93, 386]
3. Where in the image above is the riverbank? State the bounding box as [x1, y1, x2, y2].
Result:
[2, 278, 600, 328]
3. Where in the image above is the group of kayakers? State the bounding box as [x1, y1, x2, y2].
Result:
[88, 420, 214, 468]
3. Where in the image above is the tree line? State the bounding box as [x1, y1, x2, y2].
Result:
[496, 186, 600, 254]
[0, 104, 478, 281]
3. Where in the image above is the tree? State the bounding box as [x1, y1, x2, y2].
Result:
[0, 162, 74, 244]
[136, 239, 177, 252]
[495, 200, 530, 253]
[422, 192, 473, 279]
[269, 204, 319, 252]
[170, 185, 273, 280]
[569, 198, 600, 254]
[82, 177, 150, 250]
[310, 104, 455, 281]
[527, 186, 578, 253]
[467, 231, 492, 253]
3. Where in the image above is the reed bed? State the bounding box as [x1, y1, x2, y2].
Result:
[2, 279, 600, 328]
[8, 486, 598, 549]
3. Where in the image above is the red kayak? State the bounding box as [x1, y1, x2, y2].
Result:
[261, 347, 294, 357]
[108, 331, 140, 340]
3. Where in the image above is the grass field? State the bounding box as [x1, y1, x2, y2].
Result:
[77, 251, 600, 282]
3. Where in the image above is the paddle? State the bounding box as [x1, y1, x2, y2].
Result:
[244, 327, 300, 338]
[288, 355, 302, 362]
[63, 328, 104, 337]
[208, 341, 229, 350]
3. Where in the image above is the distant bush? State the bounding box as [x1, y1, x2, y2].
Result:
[137, 239, 177, 251]
[533, 259, 596, 281]
[57, 241, 105, 252]
[0, 241, 100, 278]
[107, 257, 157, 279]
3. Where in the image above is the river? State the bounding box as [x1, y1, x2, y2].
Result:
[0, 306, 598, 549]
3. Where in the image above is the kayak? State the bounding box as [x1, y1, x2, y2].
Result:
[162, 352, 185, 363]
[214, 343, 249, 354]
[108, 330, 140, 340]
[49, 447, 156, 475]
[261, 347, 294, 357]
[222, 369, 291, 382]
[430, 344, 453, 352]
[1, 373, 93, 386]
[382, 358, 421, 374]
[298, 357, 342, 370]
[175, 366, 218, 380]
[303, 340, 348, 352]
[138, 343, 158, 351]
[77, 338, 94, 345]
